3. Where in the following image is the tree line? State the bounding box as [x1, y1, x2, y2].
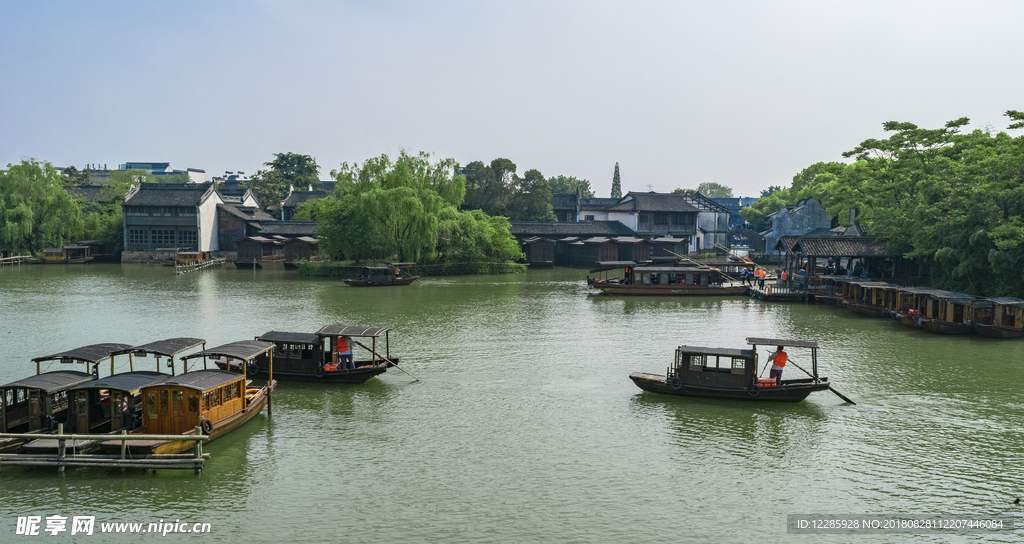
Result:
[741, 111, 1024, 297]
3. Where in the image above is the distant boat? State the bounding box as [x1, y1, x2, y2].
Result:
[972, 297, 1024, 338]
[343, 265, 419, 287]
[588, 261, 749, 296]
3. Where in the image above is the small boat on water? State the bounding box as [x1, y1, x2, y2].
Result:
[0, 343, 130, 452]
[101, 340, 276, 456]
[588, 261, 749, 296]
[629, 338, 832, 402]
[215, 325, 394, 384]
[844, 281, 901, 317]
[343, 264, 419, 286]
[891, 288, 982, 334]
[972, 297, 1024, 338]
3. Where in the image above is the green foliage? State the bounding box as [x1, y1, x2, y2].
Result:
[611, 162, 622, 198]
[508, 169, 555, 221]
[462, 159, 515, 217]
[265, 152, 321, 189]
[695, 182, 733, 198]
[248, 169, 289, 211]
[548, 175, 594, 198]
[760, 185, 782, 198]
[0, 159, 84, 253]
[436, 207, 524, 263]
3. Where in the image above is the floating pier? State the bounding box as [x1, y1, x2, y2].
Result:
[0, 426, 211, 473]
[174, 258, 226, 274]
[749, 282, 814, 302]
[0, 256, 31, 266]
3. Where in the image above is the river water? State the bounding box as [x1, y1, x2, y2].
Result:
[0, 264, 1020, 543]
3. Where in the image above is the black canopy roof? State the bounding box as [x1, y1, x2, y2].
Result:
[258, 331, 321, 344]
[746, 338, 820, 349]
[1, 371, 96, 393]
[316, 325, 390, 338]
[677, 346, 755, 358]
[113, 337, 206, 358]
[140, 369, 242, 392]
[68, 371, 167, 393]
[31, 343, 133, 364]
[180, 340, 275, 363]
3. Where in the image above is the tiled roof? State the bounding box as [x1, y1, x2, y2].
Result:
[551, 194, 577, 209]
[788, 236, 900, 257]
[604, 192, 699, 213]
[257, 221, 317, 236]
[509, 220, 636, 237]
[123, 183, 215, 207]
[218, 204, 275, 222]
[578, 197, 621, 211]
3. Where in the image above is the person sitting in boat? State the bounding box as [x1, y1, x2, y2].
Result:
[338, 336, 354, 370]
[768, 346, 787, 386]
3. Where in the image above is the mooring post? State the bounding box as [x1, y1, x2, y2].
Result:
[57, 423, 65, 473]
[194, 426, 203, 474]
[120, 430, 127, 471]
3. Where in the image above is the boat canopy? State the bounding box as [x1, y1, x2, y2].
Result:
[633, 265, 714, 273]
[0, 371, 96, 393]
[677, 345, 754, 358]
[316, 325, 390, 338]
[181, 340, 275, 363]
[67, 371, 167, 394]
[31, 343, 133, 365]
[988, 297, 1024, 308]
[746, 338, 820, 349]
[258, 331, 321, 344]
[140, 369, 244, 393]
[112, 337, 206, 358]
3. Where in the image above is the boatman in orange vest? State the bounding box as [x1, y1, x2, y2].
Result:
[768, 345, 787, 386]
[338, 336, 354, 369]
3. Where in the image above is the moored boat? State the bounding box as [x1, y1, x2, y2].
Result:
[588, 261, 749, 296]
[101, 340, 276, 456]
[630, 338, 832, 402]
[892, 288, 981, 335]
[845, 281, 901, 317]
[972, 297, 1024, 338]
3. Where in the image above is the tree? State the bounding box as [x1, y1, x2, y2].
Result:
[248, 169, 289, 211]
[548, 175, 594, 198]
[611, 162, 622, 198]
[462, 158, 516, 217]
[760, 185, 782, 198]
[435, 207, 524, 263]
[63, 166, 91, 185]
[695, 182, 734, 198]
[507, 169, 556, 221]
[265, 152, 321, 190]
[0, 159, 84, 254]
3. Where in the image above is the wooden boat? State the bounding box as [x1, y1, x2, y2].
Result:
[630, 338, 831, 402]
[845, 281, 901, 317]
[588, 261, 749, 296]
[0, 343, 130, 452]
[343, 265, 419, 286]
[892, 289, 980, 334]
[215, 325, 393, 384]
[29, 245, 95, 264]
[20, 337, 207, 454]
[972, 297, 1024, 338]
[101, 340, 276, 456]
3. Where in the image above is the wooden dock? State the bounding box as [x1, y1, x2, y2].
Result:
[174, 258, 226, 274]
[0, 255, 31, 266]
[0, 425, 211, 473]
[749, 282, 814, 302]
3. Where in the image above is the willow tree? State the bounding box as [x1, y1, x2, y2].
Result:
[0, 159, 83, 254]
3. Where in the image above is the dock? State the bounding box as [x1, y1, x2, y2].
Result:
[0, 426, 211, 473]
[174, 257, 226, 274]
[0, 255, 31, 266]
[748, 281, 814, 302]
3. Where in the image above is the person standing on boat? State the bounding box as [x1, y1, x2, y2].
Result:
[338, 336, 354, 369]
[768, 346, 787, 386]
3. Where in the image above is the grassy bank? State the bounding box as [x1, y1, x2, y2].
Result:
[296, 261, 527, 278]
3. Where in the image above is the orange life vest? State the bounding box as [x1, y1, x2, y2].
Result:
[337, 337, 350, 353]
[773, 351, 788, 367]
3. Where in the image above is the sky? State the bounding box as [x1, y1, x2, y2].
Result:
[1, 1, 1022, 198]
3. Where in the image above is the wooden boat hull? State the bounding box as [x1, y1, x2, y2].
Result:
[848, 303, 890, 318]
[215, 360, 388, 384]
[974, 324, 1024, 338]
[812, 295, 841, 305]
[920, 319, 972, 335]
[343, 276, 419, 287]
[629, 372, 830, 402]
[593, 283, 749, 296]
[99, 382, 273, 456]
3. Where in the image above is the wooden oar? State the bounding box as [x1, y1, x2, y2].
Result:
[354, 341, 421, 382]
[787, 356, 856, 405]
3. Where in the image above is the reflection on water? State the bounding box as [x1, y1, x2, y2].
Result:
[0, 264, 1022, 543]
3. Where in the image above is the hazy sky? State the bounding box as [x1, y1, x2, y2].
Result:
[2, 1, 1022, 197]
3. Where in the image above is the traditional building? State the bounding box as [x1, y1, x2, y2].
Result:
[681, 193, 731, 252]
[761, 198, 832, 255]
[121, 183, 222, 260]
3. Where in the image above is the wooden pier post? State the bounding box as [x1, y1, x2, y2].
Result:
[57, 423, 65, 473]
[194, 426, 203, 474]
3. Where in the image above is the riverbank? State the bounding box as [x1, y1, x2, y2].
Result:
[296, 260, 526, 278]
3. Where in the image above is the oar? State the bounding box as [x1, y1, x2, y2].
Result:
[354, 341, 421, 382]
[787, 357, 856, 405]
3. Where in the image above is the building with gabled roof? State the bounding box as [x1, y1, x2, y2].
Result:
[120, 162, 205, 183]
[121, 183, 223, 259]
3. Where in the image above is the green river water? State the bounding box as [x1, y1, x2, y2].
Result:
[0, 264, 1021, 543]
